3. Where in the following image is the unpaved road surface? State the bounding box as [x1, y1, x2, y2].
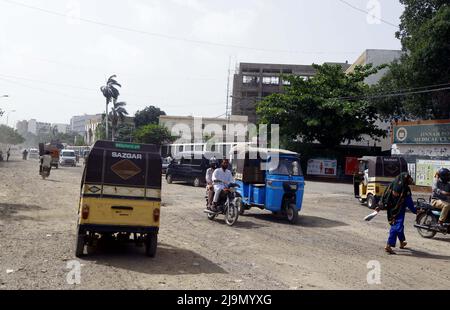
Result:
[1, 156, 450, 289]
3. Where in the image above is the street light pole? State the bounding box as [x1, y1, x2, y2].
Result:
[6, 110, 16, 127]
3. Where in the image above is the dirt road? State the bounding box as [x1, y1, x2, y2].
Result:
[1, 157, 449, 289]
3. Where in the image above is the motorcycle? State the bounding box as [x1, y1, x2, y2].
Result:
[414, 198, 450, 238]
[204, 183, 241, 226]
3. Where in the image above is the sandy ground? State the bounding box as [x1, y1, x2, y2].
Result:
[0, 155, 450, 290]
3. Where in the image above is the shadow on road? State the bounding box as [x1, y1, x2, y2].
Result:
[243, 212, 348, 228]
[82, 241, 227, 275]
[0, 203, 44, 222]
[210, 217, 268, 229]
[397, 248, 450, 261]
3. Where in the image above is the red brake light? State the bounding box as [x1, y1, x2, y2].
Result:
[153, 208, 160, 222]
[82, 205, 90, 220]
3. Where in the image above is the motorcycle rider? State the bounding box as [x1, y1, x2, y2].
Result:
[40, 150, 52, 177]
[212, 159, 234, 211]
[205, 157, 218, 208]
[431, 168, 450, 231]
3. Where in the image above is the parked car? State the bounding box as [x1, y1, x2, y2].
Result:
[59, 149, 77, 167]
[165, 151, 222, 187]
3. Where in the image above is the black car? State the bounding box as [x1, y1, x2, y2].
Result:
[165, 151, 222, 187]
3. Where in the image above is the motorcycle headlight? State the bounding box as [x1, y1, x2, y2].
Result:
[290, 184, 297, 191]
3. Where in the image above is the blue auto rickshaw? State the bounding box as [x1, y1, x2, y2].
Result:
[231, 145, 305, 224]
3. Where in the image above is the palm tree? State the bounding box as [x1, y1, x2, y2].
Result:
[109, 101, 128, 141]
[100, 75, 121, 140]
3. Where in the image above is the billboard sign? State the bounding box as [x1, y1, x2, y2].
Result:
[393, 122, 450, 144]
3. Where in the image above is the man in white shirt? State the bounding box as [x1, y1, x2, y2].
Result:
[212, 159, 234, 209]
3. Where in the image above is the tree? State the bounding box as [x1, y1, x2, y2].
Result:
[109, 101, 128, 141]
[375, 1, 450, 119]
[134, 106, 166, 128]
[133, 124, 177, 146]
[0, 125, 25, 145]
[257, 64, 386, 149]
[100, 75, 121, 140]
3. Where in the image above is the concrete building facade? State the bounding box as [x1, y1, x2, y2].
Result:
[231, 62, 350, 124]
[70, 114, 102, 135]
[345, 49, 404, 151]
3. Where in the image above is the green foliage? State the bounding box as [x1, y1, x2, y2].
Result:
[257, 64, 386, 149]
[133, 124, 177, 146]
[109, 101, 129, 141]
[134, 106, 166, 128]
[375, 1, 450, 119]
[0, 125, 25, 145]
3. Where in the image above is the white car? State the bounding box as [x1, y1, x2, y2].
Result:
[28, 148, 40, 160]
[59, 150, 77, 167]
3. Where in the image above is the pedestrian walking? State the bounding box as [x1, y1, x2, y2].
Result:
[378, 172, 417, 255]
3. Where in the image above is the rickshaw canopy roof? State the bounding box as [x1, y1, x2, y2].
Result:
[83, 140, 162, 189]
[358, 156, 408, 178]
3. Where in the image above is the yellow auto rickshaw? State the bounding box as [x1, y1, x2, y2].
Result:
[75, 140, 162, 257]
[353, 156, 408, 209]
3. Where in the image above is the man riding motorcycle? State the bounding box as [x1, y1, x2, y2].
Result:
[212, 159, 234, 211]
[431, 168, 450, 231]
[205, 158, 218, 208]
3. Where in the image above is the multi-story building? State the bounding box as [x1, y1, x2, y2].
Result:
[27, 119, 51, 135]
[70, 114, 102, 135]
[51, 123, 70, 134]
[346, 49, 404, 151]
[231, 62, 350, 124]
[16, 120, 28, 136]
[345, 49, 404, 85]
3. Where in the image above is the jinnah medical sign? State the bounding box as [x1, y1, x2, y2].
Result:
[393, 122, 450, 144]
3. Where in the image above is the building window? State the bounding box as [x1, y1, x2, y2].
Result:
[263, 69, 280, 74]
[243, 75, 259, 84]
[242, 68, 260, 74]
[262, 76, 279, 85]
[282, 79, 291, 86]
[282, 69, 293, 74]
[241, 91, 258, 98]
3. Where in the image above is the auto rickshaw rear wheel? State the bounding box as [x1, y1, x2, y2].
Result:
[166, 174, 173, 184]
[367, 194, 376, 209]
[286, 203, 299, 224]
[75, 228, 86, 257]
[145, 233, 158, 257]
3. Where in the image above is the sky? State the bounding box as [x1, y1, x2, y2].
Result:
[0, 0, 404, 126]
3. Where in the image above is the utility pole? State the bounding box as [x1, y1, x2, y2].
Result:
[225, 57, 232, 123]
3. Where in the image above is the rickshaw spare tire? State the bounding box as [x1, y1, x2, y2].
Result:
[145, 233, 158, 257]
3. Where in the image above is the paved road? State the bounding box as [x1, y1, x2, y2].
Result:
[0, 157, 449, 289]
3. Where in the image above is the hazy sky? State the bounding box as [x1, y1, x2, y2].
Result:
[0, 0, 404, 126]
